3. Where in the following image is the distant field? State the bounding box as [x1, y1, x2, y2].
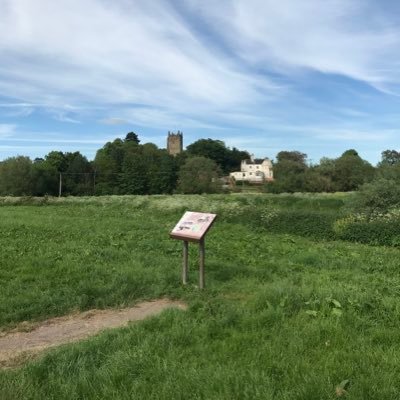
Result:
[1, 194, 400, 399]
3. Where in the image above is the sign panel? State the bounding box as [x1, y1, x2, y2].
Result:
[170, 211, 217, 242]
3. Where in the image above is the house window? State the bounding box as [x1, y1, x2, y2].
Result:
[250, 172, 252, 175]
[242, 173, 245, 177]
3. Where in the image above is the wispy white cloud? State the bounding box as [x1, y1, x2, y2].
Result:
[1, 137, 113, 144]
[1, 0, 398, 117]
[99, 118, 129, 126]
[313, 128, 396, 141]
[0, 103, 37, 107]
[49, 110, 81, 124]
[193, 0, 400, 92]
[337, 108, 368, 118]
[0, 0, 279, 121]
[0, 124, 17, 137]
[0, 102, 35, 117]
[111, 106, 231, 130]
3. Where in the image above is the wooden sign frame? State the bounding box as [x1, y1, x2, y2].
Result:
[170, 211, 217, 289]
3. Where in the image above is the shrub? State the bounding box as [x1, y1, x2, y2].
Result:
[259, 209, 338, 239]
[177, 157, 222, 194]
[221, 206, 339, 240]
[349, 178, 400, 215]
[334, 215, 400, 246]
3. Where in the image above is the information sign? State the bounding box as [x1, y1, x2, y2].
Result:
[170, 211, 217, 242]
[170, 211, 217, 289]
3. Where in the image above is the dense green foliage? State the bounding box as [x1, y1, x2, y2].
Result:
[177, 156, 222, 194]
[1, 194, 400, 399]
[334, 215, 400, 246]
[218, 194, 345, 240]
[333, 156, 400, 245]
[93, 138, 179, 195]
[186, 138, 249, 174]
[0, 152, 93, 196]
[379, 149, 400, 166]
[349, 178, 400, 215]
[0, 135, 251, 196]
[266, 149, 376, 193]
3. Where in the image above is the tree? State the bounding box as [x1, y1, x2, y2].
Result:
[31, 159, 58, 196]
[305, 157, 336, 192]
[332, 150, 375, 191]
[266, 151, 308, 193]
[186, 138, 249, 174]
[125, 132, 140, 144]
[45, 151, 67, 172]
[303, 167, 334, 192]
[93, 139, 125, 194]
[141, 144, 177, 194]
[63, 152, 93, 195]
[178, 156, 221, 194]
[276, 151, 307, 164]
[120, 151, 148, 194]
[224, 147, 250, 173]
[349, 178, 400, 215]
[380, 150, 400, 166]
[92, 137, 180, 195]
[376, 150, 400, 184]
[341, 149, 359, 157]
[0, 156, 33, 195]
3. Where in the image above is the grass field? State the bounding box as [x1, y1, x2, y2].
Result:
[1, 194, 400, 399]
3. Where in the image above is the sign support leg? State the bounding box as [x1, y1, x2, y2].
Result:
[182, 240, 189, 285]
[199, 238, 205, 289]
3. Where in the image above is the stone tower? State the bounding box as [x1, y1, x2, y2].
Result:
[167, 131, 183, 156]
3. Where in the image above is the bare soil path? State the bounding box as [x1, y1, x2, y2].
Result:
[0, 298, 186, 367]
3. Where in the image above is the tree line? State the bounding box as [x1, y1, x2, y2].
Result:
[267, 149, 374, 193]
[0, 132, 399, 196]
[0, 133, 248, 196]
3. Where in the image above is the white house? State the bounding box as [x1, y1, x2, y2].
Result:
[230, 156, 273, 183]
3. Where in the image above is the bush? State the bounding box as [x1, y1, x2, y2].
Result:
[177, 157, 222, 194]
[220, 205, 339, 240]
[349, 178, 400, 215]
[331, 179, 400, 246]
[334, 215, 400, 246]
[259, 209, 338, 239]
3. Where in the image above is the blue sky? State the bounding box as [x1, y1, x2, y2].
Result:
[1, 0, 400, 164]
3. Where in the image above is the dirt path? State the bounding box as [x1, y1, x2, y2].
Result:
[0, 299, 186, 367]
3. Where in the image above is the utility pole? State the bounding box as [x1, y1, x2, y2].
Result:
[58, 173, 62, 197]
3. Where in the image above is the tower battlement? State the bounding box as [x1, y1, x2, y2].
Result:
[167, 131, 183, 156]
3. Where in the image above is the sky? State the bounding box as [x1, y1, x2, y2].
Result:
[1, 0, 400, 165]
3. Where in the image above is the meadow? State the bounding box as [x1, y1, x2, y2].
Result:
[0, 194, 400, 399]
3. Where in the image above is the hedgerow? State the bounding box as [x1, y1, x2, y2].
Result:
[334, 211, 400, 246]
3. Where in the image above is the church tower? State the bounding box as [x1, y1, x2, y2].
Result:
[167, 131, 183, 156]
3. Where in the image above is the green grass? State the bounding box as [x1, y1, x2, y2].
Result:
[1, 194, 400, 399]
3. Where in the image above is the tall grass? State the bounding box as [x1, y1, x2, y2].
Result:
[0, 194, 399, 399]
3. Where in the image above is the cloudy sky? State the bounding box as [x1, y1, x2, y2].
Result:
[1, 0, 400, 164]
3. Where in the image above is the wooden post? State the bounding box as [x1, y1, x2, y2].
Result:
[199, 238, 205, 289]
[58, 173, 62, 198]
[93, 171, 97, 195]
[182, 240, 189, 285]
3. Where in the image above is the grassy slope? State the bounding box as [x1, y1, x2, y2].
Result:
[0, 195, 400, 399]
